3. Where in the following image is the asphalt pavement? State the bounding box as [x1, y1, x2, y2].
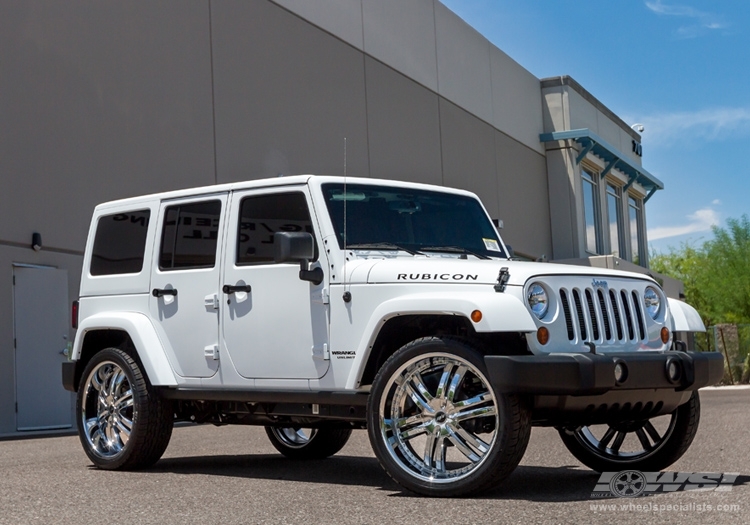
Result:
[0, 387, 748, 524]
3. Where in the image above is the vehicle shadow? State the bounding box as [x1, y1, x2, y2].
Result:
[136, 453, 750, 502]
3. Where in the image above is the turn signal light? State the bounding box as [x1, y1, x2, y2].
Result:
[536, 327, 549, 345]
[470, 310, 483, 323]
[660, 327, 670, 344]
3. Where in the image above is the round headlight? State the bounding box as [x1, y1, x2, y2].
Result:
[644, 287, 661, 319]
[528, 283, 549, 319]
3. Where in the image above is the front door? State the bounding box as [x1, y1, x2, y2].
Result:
[221, 188, 330, 379]
[149, 195, 227, 378]
[14, 266, 72, 430]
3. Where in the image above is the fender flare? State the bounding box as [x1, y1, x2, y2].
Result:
[667, 298, 706, 332]
[346, 291, 537, 389]
[72, 312, 178, 386]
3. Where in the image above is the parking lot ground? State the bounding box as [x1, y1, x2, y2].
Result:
[0, 387, 748, 524]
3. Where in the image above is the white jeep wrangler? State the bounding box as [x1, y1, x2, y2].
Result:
[63, 175, 722, 497]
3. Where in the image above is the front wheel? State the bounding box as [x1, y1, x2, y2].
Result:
[367, 337, 530, 497]
[76, 347, 173, 470]
[265, 426, 352, 459]
[558, 391, 701, 473]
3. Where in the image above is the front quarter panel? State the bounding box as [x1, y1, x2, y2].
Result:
[668, 298, 706, 332]
[341, 287, 537, 389]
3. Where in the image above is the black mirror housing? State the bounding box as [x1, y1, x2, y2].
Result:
[274, 232, 315, 263]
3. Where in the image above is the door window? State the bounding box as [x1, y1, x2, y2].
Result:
[236, 192, 316, 265]
[159, 200, 222, 270]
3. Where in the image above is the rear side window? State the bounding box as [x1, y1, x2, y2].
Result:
[159, 200, 222, 270]
[90, 210, 151, 276]
[236, 192, 316, 265]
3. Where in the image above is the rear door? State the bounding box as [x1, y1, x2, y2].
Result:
[149, 194, 227, 378]
[221, 187, 330, 380]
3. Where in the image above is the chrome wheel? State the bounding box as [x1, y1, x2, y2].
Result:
[379, 352, 499, 483]
[574, 414, 677, 462]
[368, 338, 530, 497]
[265, 426, 352, 459]
[269, 427, 318, 449]
[559, 391, 701, 473]
[76, 348, 173, 470]
[81, 360, 134, 459]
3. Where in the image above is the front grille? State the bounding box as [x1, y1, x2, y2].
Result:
[560, 285, 647, 344]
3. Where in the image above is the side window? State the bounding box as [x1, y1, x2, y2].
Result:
[236, 192, 316, 265]
[159, 200, 222, 270]
[90, 210, 150, 276]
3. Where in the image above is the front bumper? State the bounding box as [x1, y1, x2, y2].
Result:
[485, 350, 724, 396]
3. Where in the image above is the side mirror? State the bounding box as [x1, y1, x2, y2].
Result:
[274, 232, 315, 263]
[274, 232, 323, 285]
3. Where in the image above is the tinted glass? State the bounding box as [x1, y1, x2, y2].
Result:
[629, 197, 641, 265]
[321, 183, 505, 258]
[582, 169, 599, 254]
[159, 200, 221, 270]
[90, 210, 150, 275]
[236, 192, 316, 265]
[606, 184, 621, 258]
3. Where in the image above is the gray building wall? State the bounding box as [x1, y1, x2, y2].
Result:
[0, 0, 587, 434]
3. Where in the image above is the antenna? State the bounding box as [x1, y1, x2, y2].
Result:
[342, 138, 352, 303]
[343, 137, 347, 252]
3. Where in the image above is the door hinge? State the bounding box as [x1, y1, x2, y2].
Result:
[204, 344, 219, 360]
[13, 338, 16, 349]
[312, 343, 330, 360]
[15, 402, 18, 413]
[204, 294, 219, 310]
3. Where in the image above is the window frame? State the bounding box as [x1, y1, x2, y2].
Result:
[606, 182, 624, 258]
[581, 166, 602, 255]
[234, 190, 318, 267]
[89, 209, 151, 276]
[158, 199, 223, 272]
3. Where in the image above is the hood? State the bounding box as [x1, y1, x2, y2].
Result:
[344, 258, 657, 286]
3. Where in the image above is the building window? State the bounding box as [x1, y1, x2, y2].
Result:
[581, 168, 600, 254]
[606, 183, 623, 258]
[628, 196, 643, 265]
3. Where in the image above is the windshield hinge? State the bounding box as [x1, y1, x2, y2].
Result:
[494, 267, 510, 293]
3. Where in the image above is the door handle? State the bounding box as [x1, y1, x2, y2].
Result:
[152, 288, 178, 297]
[223, 284, 252, 294]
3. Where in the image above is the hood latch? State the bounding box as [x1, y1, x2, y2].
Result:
[494, 267, 510, 293]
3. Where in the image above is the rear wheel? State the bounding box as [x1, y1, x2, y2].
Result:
[76, 348, 173, 470]
[558, 391, 701, 472]
[367, 337, 530, 497]
[265, 426, 352, 459]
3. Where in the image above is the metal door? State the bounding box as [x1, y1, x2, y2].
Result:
[13, 266, 72, 430]
[221, 188, 330, 380]
[149, 195, 227, 378]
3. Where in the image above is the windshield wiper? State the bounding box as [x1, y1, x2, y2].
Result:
[420, 246, 491, 260]
[346, 243, 423, 256]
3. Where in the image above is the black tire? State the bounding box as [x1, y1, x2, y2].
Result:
[265, 426, 352, 459]
[76, 347, 173, 470]
[558, 391, 701, 473]
[367, 337, 530, 497]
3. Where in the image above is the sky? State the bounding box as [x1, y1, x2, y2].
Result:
[440, 0, 750, 254]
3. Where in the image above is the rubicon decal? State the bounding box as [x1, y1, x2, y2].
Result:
[397, 273, 479, 281]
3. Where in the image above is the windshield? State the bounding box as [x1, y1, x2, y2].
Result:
[322, 183, 507, 259]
